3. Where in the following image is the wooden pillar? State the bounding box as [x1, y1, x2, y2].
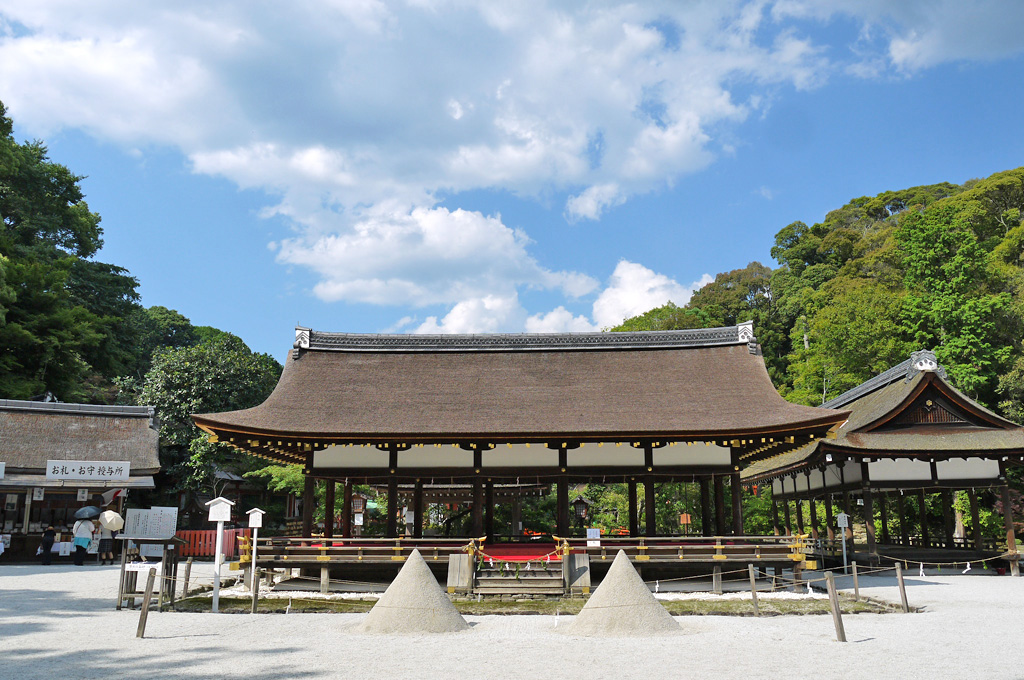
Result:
[879, 492, 890, 544]
[771, 497, 780, 536]
[341, 480, 352, 538]
[644, 477, 657, 537]
[782, 498, 792, 536]
[824, 495, 835, 541]
[730, 472, 744, 536]
[862, 486, 877, 556]
[842, 491, 853, 542]
[484, 481, 495, 541]
[301, 473, 315, 538]
[556, 478, 569, 537]
[386, 477, 399, 538]
[999, 461, 1019, 575]
[917, 489, 929, 547]
[969, 490, 984, 551]
[795, 497, 805, 535]
[628, 480, 639, 537]
[809, 497, 819, 540]
[941, 489, 954, 549]
[699, 479, 712, 537]
[713, 476, 727, 536]
[511, 497, 522, 537]
[471, 478, 484, 537]
[897, 493, 909, 545]
[323, 480, 335, 539]
[413, 480, 424, 539]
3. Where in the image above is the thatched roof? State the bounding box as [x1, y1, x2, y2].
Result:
[0, 399, 161, 474]
[194, 325, 847, 466]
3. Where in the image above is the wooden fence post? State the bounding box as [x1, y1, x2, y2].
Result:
[136, 568, 157, 639]
[895, 562, 909, 613]
[824, 571, 846, 642]
[182, 557, 193, 598]
[852, 561, 860, 601]
[251, 568, 260, 614]
[748, 564, 759, 616]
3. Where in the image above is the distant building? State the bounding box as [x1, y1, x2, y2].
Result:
[0, 399, 160, 560]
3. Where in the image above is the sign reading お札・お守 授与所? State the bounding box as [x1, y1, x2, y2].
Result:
[46, 461, 130, 481]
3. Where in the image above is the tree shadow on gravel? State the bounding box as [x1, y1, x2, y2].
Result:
[3, 645, 328, 680]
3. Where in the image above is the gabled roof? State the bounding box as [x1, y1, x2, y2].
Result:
[744, 354, 1024, 482]
[0, 399, 161, 474]
[194, 324, 848, 465]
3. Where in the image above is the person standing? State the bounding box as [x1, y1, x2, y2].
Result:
[72, 517, 95, 566]
[40, 525, 56, 565]
[98, 524, 115, 565]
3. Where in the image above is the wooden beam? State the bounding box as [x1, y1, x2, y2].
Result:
[809, 496, 819, 540]
[917, 488, 929, 547]
[341, 480, 352, 538]
[714, 475, 726, 536]
[771, 497, 780, 536]
[386, 477, 399, 538]
[413, 480, 424, 539]
[782, 497, 792, 536]
[969, 489, 983, 551]
[301, 473, 315, 539]
[700, 478, 712, 537]
[897, 492, 909, 545]
[323, 480, 335, 539]
[644, 476, 656, 537]
[484, 481, 494, 541]
[557, 477, 569, 537]
[730, 472, 744, 536]
[879, 491, 890, 544]
[941, 489, 954, 549]
[628, 479, 639, 537]
[824, 493, 834, 541]
[472, 478, 484, 537]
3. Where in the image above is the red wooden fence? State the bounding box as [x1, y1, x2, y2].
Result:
[175, 528, 252, 558]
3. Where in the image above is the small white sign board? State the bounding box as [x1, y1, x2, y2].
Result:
[77, 489, 89, 502]
[353, 513, 364, 526]
[586, 527, 601, 547]
[32, 488, 44, 501]
[0, 462, 5, 480]
[836, 512, 850, 529]
[125, 560, 162, 573]
[206, 497, 234, 523]
[247, 508, 265, 529]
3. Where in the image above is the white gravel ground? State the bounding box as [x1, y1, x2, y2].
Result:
[2, 563, 1022, 680]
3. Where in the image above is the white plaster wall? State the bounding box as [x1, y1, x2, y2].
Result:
[936, 458, 1000, 481]
[653, 444, 731, 467]
[313, 445, 388, 468]
[868, 458, 931, 482]
[482, 445, 558, 468]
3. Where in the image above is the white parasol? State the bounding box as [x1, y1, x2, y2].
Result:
[98, 510, 124, 531]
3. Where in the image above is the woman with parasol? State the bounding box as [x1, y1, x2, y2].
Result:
[72, 506, 100, 565]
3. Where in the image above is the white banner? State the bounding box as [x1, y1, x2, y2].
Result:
[125, 560, 162, 572]
[46, 461, 130, 481]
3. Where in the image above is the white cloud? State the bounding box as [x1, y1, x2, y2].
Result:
[1, 1, 1020, 330]
[416, 295, 524, 334]
[525, 307, 599, 333]
[592, 261, 713, 329]
[565, 183, 626, 222]
[275, 205, 598, 307]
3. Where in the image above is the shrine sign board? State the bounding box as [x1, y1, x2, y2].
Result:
[46, 460, 130, 481]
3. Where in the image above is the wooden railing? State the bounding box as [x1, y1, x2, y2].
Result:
[240, 536, 475, 566]
[555, 535, 812, 563]
[818, 535, 1002, 554]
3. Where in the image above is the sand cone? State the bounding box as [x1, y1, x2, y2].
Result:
[566, 549, 679, 636]
[356, 549, 469, 634]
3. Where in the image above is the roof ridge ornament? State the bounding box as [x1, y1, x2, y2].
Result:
[906, 349, 943, 381]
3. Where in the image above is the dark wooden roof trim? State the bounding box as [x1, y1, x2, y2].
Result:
[293, 322, 757, 354]
[822, 350, 946, 409]
[0, 398, 155, 424]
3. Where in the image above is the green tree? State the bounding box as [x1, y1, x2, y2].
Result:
[130, 334, 282, 499]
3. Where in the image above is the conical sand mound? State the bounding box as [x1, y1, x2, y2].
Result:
[566, 550, 679, 637]
[356, 549, 469, 634]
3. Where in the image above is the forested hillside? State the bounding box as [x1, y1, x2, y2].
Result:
[0, 101, 282, 502]
[615, 168, 1024, 415]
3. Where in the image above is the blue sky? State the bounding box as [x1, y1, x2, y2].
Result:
[2, 1, 1024, 361]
